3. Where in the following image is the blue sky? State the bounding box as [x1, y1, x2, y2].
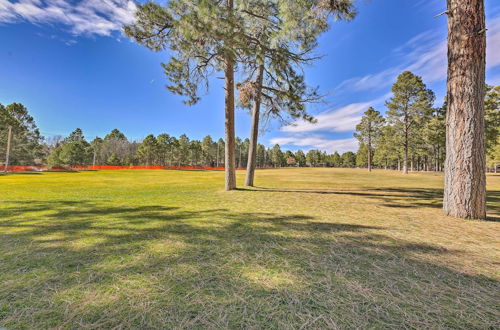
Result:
[1, 0, 499, 153]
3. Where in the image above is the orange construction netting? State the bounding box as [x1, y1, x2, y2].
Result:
[3, 165, 274, 172]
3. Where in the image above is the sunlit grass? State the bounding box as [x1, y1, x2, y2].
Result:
[1, 168, 499, 328]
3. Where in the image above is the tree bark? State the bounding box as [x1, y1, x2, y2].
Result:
[224, 56, 236, 190]
[216, 143, 219, 167]
[443, 0, 486, 219]
[224, 0, 236, 191]
[367, 130, 372, 172]
[403, 129, 409, 174]
[245, 64, 264, 187]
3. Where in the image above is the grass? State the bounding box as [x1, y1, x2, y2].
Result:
[0, 168, 499, 329]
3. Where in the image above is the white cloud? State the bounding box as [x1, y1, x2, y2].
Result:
[487, 16, 500, 68]
[334, 68, 399, 92]
[270, 136, 358, 154]
[282, 102, 366, 134]
[335, 15, 500, 93]
[282, 93, 389, 134]
[272, 95, 387, 154]
[274, 14, 500, 155]
[0, 0, 136, 36]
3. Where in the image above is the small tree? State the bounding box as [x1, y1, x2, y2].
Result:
[485, 85, 500, 156]
[422, 105, 446, 171]
[294, 150, 306, 167]
[341, 151, 356, 168]
[177, 134, 190, 166]
[137, 134, 159, 166]
[354, 107, 384, 172]
[63, 128, 85, 144]
[356, 144, 368, 168]
[90, 137, 104, 166]
[0, 103, 44, 166]
[106, 153, 122, 166]
[157, 133, 172, 166]
[59, 141, 92, 166]
[386, 71, 434, 174]
[374, 125, 402, 170]
[270, 144, 284, 167]
[331, 152, 342, 167]
[201, 135, 215, 166]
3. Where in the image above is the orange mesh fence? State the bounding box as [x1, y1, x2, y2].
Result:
[3, 165, 275, 172]
[3, 165, 47, 172]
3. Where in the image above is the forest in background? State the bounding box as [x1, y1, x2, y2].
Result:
[1, 76, 498, 171]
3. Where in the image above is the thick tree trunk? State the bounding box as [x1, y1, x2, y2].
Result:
[223, 0, 236, 191]
[224, 58, 236, 190]
[245, 64, 264, 187]
[443, 0, 486, 219]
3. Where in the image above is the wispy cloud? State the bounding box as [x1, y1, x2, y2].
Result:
[412, 0, 445, 14]
[335, 15, 500, 93]
[282, 93, 389, 134]
[0, 0, 136, 36]
[487, 16, 500, 69]
[272, 94, 388, 154]
[273, 14, 500, 155]
[270, 135, 358, 154]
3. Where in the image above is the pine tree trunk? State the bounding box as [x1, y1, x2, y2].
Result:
[367, 132, 372, 172]
[216, 144, 219, 167]
[443, 0, 486, 219]
[223, 0, 236, 190]
[402, 124, 409, 174]
[239, 145, 243, 168]
[245, 64, 264, 187]
[435, 148, 438, 171]
[224, 56, 236, 190]
[403, 144, 408, 174]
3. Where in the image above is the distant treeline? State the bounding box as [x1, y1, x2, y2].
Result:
[1, 77, 498, 171]
[44, 128, 358, 168]
[0, 104, 359, 169]
[353, 73, 499, 172]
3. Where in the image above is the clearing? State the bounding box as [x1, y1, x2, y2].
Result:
[1, 168, 499, 328]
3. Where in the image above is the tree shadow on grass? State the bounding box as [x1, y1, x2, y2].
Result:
[245, 186, 500, 220]
[0, 200, 498, 328]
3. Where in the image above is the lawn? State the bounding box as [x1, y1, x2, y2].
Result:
[1, 168, 499, 329]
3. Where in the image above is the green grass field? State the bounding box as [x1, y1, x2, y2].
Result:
[1, 168, 499, 329]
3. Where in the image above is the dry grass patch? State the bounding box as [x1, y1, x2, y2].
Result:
[0, 168, 499, 328]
